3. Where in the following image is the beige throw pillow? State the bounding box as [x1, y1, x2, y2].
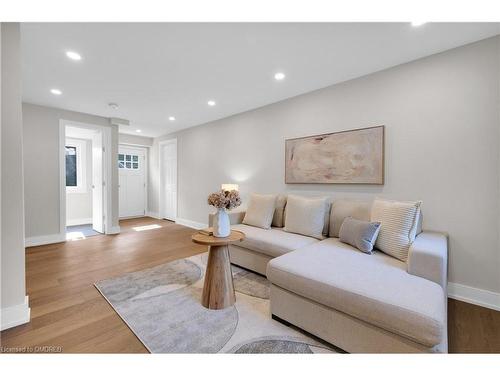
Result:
[284, 195, 327, 239]
[271, 194, 287, 227]
[242, 193, 277, 229]
[370, 198, 422, 262]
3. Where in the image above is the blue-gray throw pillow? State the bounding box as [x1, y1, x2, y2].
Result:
[339, 217, 381, 254]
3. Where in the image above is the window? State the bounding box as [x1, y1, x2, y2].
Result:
[66, 139, 87, 193]
[118, 153, 139, 170]
[65, 146, 77, 186]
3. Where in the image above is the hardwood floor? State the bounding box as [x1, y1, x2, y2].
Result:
[1, 217, 499, 353]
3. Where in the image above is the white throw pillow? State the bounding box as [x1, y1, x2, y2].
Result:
[370, 198, 422, 262]
[284, 195, 327, 239]
[242, 193, 277, 229]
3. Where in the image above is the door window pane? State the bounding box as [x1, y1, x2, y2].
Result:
[118, 161, 125, 169]
[126, 162, 132, 168]
[132, 155, 138, 162]
[65, 146, 77, 186]
[132, 163, 139, 169]
[118, 154, 124, 161]
[126, 154, 132, 161]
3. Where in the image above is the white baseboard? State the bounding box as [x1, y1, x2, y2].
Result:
[175, 218, 207, 230]
[1, 296, 30, 331]
[66, 218, 92, 226]
[448, 282, 500, 311]
[146, 211, 160, 219]
[107, 226, 121, 235]
[25, 233, 65, 247]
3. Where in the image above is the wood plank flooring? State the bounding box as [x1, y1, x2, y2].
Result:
[1, 217, 499, 353]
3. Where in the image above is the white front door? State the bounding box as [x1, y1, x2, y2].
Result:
[161, 140, 177, 221]
[119, 146, 146, 218]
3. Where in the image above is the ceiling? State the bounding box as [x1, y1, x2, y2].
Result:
[21, 23, 500, 138]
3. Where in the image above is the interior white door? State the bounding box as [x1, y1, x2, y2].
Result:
[91, 132, 104, 233]
[162, 141, 177, 221]
[119, 146, 146, 218]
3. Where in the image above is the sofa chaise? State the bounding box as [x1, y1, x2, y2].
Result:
[209, 197, 448, 353]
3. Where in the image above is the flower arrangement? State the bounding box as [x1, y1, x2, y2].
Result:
[207, 189, 241, 210]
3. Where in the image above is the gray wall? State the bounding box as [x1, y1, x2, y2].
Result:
[119, 133, 153, 147]
[66, 137, 93, 224]
[1, 23, 27, 310]
[151, 36, 500, 294]
[23, 103, 120, 238]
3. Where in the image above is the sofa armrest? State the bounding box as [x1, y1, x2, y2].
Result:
[208, 210, 246, 227]
[407, 231, 448, 290]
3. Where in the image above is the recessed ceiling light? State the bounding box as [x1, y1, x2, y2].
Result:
[66, 51, 82, 61]
[411, 21, 426, 27]
[136, 129, 142, 133]
[169, 116, 176, 121]
[108, 103, 119, 109]
[207, 100, 216, 106]
[274, 72, 286, 81]
[50, 88, 62, 95]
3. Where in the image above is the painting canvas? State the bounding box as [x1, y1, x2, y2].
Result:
[285, 126, 384, 184]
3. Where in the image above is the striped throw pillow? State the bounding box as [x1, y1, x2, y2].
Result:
[370, 198, 422, 262]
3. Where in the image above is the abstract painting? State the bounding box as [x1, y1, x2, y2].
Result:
[285, 126, 384, 184]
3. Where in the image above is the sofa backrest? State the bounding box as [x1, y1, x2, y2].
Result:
[272, 195, 423, 238]
[329, 199, 372, 238]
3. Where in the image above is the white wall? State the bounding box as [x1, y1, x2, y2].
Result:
[23, 103, 120, 239]
[66, 137, 93, 225]
[150, 36, 500, 298]
[1, 23, 30, 329]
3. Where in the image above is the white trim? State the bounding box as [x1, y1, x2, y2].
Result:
[119, 141, 152, 148]
[102, 126, 114, 235]
[1, 296, 31, 331]
[146, 211, 160, 219]
[175, 218, 206, 230]
[158, 138, 177, 221]
[118, 144, 148, 219]
[60, 120, 114, 237]
[448, 282, 500, 311]
[25, 233, 65, 247]
[59, 121, 66, 238]
[107, 226, 121, 235]
[66, 218, 93, 226]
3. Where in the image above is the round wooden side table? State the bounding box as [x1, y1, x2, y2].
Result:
[191, 230, 245, 310]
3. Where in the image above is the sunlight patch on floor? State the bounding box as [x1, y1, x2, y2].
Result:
[66, 231, 86, 241]
[133, 224, 162, 231]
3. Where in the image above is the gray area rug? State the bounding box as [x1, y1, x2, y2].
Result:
[95, 254, 338, 353]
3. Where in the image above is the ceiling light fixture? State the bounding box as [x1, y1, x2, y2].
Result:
[411, 21, 426, 27]
[108, 103, 119, 110]
[50, 88, 62, 95]
[169, 116, 176, 121]
[207, 100, 216, 106]
[274, 72, 286, 81]
[136, 129, 142, 133]
[66, 51, 82, 61]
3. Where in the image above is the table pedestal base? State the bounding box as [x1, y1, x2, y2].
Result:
[201, 244, 236, 310]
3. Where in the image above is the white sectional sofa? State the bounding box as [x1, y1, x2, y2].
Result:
[209, 197, 448, 353]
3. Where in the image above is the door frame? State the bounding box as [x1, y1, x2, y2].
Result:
[59, 119, 113, 237]
[118, 144, 148, 219]
[159, 138, 178, 221]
